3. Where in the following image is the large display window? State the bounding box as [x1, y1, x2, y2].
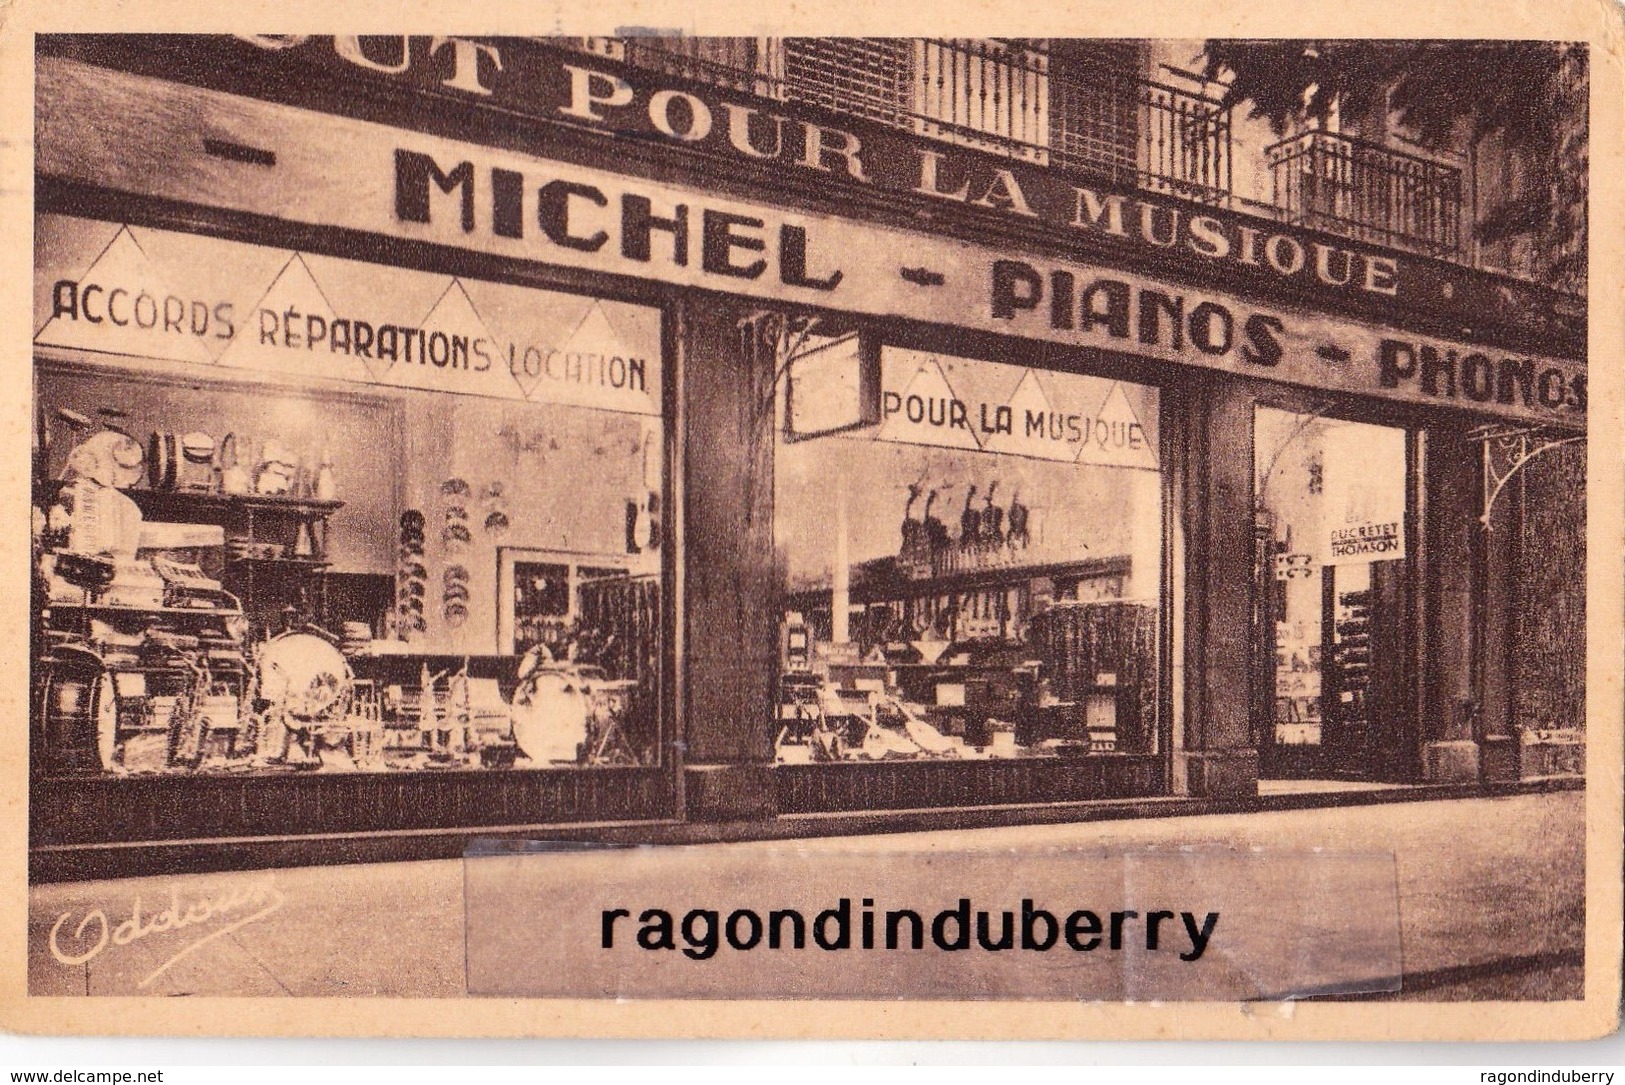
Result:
[773, 335, 1164, 763]
[32, 215, 667, 779]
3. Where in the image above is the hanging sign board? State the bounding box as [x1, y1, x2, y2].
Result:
[40, 34, 1585, 357]
[35, 55, 1586, 430]
[785, 332, 881, 441]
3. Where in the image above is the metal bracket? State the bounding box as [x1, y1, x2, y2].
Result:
[736, 310, 820, 359]
[737, 310, 825, 419]
[1469, 424, 1585, 530]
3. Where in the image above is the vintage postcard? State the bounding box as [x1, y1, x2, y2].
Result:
[0, 0, 1619, 1043]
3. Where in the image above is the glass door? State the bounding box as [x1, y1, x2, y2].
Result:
[1254, 407, 1416, 782]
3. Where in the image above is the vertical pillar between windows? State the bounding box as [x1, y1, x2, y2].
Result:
[677, 296, 780, 821]
[1173, 378, 1259, 798]
[1420, 422, 1484, 783]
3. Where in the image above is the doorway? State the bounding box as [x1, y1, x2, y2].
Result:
[1253, 407, 1418, 782]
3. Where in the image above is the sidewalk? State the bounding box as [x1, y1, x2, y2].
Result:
[27, 789, 1585, 1000]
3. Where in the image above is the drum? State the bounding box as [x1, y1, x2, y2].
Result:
[36, 663, 116, 775]
[149, 431, 221, 493]
[258, 633, 352, 721]
[148, 431, 177, 491]
[178, 432, 217, 491]
[510, 667, 588, 765]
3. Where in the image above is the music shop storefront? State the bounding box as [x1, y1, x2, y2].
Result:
[28, 36, 1587, 880]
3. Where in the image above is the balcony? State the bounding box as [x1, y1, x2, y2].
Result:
[568, 36, 1235, 205]
[1267, 130, 1464, 259]
[567, 37, 1475, 266]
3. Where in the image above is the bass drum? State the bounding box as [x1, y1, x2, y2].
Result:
[36, 663, 117, 775]
[510, 669, 587, 765]
[258, 633, 352, 721]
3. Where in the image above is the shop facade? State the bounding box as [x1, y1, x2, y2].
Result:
[28, 36, 1587, 879]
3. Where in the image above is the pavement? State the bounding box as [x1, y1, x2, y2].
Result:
[26, 789, 1586, 1001]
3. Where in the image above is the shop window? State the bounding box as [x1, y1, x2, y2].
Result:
[31, 214, 666, 779]
[774, 335, 1163, 763]
[1253, 407, 1411, 780]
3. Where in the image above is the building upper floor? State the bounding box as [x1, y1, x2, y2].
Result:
[559, 36, 1582, 294]
[31, 34, 1586, 361]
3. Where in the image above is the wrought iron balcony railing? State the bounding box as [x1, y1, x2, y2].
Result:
[562, 38, 1477, 267]
[1267, 130, 1464, 258]
[566, 36, 1235, 205]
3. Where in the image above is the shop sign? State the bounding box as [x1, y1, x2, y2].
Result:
[36, 57, 1586, 429]
[876, 348, 1158, 469]
[47, 33, 1579, 348]
[1320, 423, 1407, 566]
[222, 37, 1399, 300]
[784, 332, 881, 441]
[32, 215, 663, 416]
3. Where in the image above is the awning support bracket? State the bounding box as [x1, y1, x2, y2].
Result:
[1470, 424, 1585, 530]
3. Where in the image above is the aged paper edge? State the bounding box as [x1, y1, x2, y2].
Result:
[0, 0, 1617, 1043]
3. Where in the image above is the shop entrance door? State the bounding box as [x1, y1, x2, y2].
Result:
[1253, 409, 1417, 782]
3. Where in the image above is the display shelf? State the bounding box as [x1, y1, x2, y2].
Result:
[42, 602, 243, 617]
[35, 479, 344, 518]
[32, 482, 354, 639]
[847, 553, 1132, 602]
[225, 556, 331, 569]
[348, 652, 520, 669]
[216, 494, 344, 514]
[39, 655, 246, 673]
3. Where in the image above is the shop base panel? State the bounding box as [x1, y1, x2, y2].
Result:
[773, 754, 1164, 814]
[30, 766, 676, 847]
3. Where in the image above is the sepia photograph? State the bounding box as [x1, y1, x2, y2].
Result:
[3, 6, 1619, 1046]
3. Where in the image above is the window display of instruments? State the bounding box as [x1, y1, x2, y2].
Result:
[35, 631, 250, 777]
[774, 600, 1157, 763]
[32, 386, 663, 777]
[37, 638, 659, 776]
[34, 468, 252, 776]
[34, 531, 662, 775]
[510, 646, 644, 767]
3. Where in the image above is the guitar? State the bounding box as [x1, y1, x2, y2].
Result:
[1007, 486, 1030, 550]
[626, 432, 661, 555]
[960, 485, 980, 549]
[980, 480, 1005, 549]
[900, 482, 924, 553]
